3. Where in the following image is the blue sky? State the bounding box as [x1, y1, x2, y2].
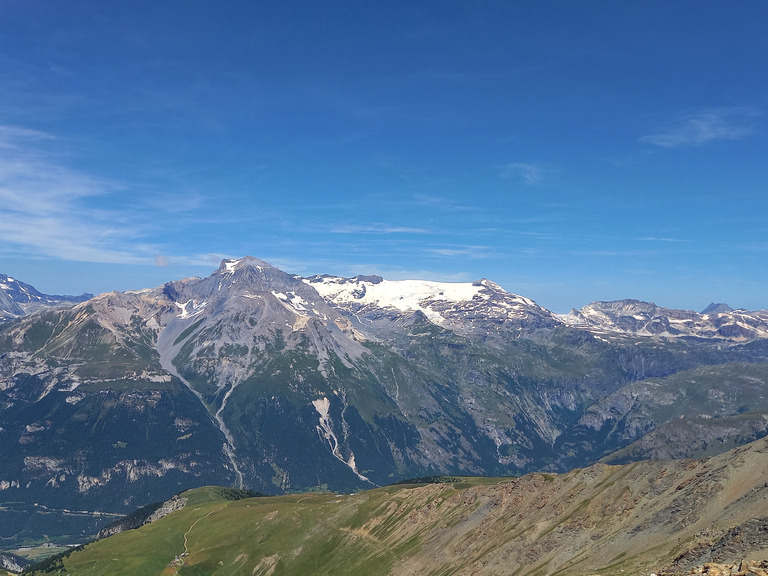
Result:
[1, 1, 766, 313]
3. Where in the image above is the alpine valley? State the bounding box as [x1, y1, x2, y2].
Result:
[2, 257, 768, 550]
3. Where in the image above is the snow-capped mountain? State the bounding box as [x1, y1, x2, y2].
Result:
[0, 273, 92, 322]
[304, 272, 768, 344]
[304, 274, 560, 339]
[560, 299, 768, 341]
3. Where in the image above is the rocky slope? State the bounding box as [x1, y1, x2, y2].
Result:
[1, 257, 768, 547]
[0, 552, 30, 574]
[24, 437, 768, 576]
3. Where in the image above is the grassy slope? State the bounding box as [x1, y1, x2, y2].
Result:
[28, 437, 768, 576]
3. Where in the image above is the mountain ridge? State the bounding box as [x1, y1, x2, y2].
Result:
[3, 259, 767, 344]
[560, 298, 768, 341]
[0, 273, 92, 322]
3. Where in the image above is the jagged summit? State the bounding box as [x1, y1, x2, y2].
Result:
[218, 256, 274, 274]
[166, 256, 315, 305]
[702, 302, 735, 314]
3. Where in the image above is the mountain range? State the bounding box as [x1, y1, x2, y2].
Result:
[0, 273, 91, 322]
[1, 256, 767, 547]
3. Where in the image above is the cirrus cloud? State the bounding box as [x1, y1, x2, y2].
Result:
[329, 223, 429, 234]
[641, 107, 761, 148]
[0, 125, 155, 264]
[500, 162, 552, 185]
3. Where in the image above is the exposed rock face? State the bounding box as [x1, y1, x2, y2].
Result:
[0, 551, 31, 573]
[146, 494, 188, 523]
[666, 518, 768, 573]
[95, 495, 188, 539]
[661, 560, 768, 576]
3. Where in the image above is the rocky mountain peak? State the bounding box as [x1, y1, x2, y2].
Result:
[0, 273, 93, 322]
[165, 257, 311, 305]
[472, 278, 501, 290]
[217, 256, 303, 289]
[0, 273, 44, 304]
[702, 302, 735, 315]
[218, 256, 274, 275]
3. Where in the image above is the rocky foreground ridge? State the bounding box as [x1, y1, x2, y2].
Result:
[662, 561, 768, 576]
[21, 436, 768, 576]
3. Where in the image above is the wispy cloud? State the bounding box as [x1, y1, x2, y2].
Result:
[329, 223, 429, 234]
[157, 253, 237, 268]
[424, 244, 494, 259]
[0, 125, 157, 264]
[636, 236, 690, 243]
[267, 255, 476, 283]
[385, 270, 473, 283]
[410, 194, 480, 213]
[640, 107, 761, 148]
[0, 125, 55, 150]
[500, 162, 552, 185]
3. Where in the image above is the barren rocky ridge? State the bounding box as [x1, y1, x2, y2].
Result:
[23, 436, 768, 576]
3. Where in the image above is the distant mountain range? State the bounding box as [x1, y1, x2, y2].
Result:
[561, 298, 768, 341]
[0, 273, 91, 322]
[1, 256, 767, 547]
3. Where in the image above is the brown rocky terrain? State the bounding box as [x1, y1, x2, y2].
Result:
[27, 436, 768, 576]
[661, 560, 768, 576]
[374, 438, 768, 575]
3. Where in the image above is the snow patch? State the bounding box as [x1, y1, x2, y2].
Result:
[307, 277, 484, 324]
[223, 259, 241, 274]
[271, 291, 312, 316]
[174, 300, 207, 319]
[223, 257, 264, 274]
